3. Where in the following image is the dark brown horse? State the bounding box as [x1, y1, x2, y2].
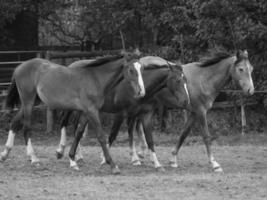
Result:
[0, 52, 146, 174]
[107, 50, 254, 172]
[56, 56, 190, 171]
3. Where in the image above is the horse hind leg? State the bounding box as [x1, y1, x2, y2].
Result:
[22, 99, 40, 165]
[56, 111, 72, 159]
[0, 110, 23, 161]
[56, 126, 67, 159]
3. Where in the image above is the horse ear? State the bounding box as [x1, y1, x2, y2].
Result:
[133, 48, 141, 57]
[236, 50, 242, 59]
[236, 49, 248, 61]
[243, 50, 248, 58]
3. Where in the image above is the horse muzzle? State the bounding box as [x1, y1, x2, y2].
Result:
[247, 87, 254, 95]
[136, 90, 145, 98]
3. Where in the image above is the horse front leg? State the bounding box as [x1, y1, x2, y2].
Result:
[170, 112, 195, 168]
[141, 112, 164, 171]
[136, 120, 148, 159]
[198, 112, 223, 172]
[86, 109, 120, 174]
[99, 113, 124, 165]
[128, 118, 142, 166]
[56, 126, 67, 159]
[0, 110, 23, 161]
[68, 116, 88, 170]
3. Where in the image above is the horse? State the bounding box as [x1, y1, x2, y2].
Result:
[107, 50, 254, 172]
[56, 56, 190, 171]
[0, 51, 146, 174]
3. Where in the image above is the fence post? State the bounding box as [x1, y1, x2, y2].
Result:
[46, 109, 54, 133]
[241, 95, 246, 135]
[36, 51, 41, 58]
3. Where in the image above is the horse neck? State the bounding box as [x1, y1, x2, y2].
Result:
[90, 58, 124, 94]
[140, 68, 169, 101]
[200, 57, 235, 97]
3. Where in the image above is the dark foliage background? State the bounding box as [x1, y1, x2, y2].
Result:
[0, 0, 267, 134]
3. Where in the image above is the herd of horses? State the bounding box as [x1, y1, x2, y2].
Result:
[0, 49, 254, 174]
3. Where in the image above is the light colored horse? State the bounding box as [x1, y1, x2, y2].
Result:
[109, 50, 254, 172]
[0, 52, 145, 174]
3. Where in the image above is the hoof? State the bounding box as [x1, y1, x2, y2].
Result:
[111, 166, 120, 175]
[31, 161, 41, 168]
[213, 166, 223, 173]
[156, 166, 165, 172]
[132, 160, 141, 166]
[70, 159, 80, 171]
[137, 152, 145, 159]
[170, 161, 178, 168]
[100, 159, 107, 166]
[56, 151, 63, 159]
[0, 154, 7, 162]
[76, 157, 84, 163]
[70, 164, 80, 171]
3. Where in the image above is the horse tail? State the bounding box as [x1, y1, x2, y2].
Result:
[5, 78, 20, 109]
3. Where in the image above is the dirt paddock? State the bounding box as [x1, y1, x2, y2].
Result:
[0, 133, 266, 200]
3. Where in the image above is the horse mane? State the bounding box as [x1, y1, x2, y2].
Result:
[83, 55, 123, 68]
[199, 52, 232, 67]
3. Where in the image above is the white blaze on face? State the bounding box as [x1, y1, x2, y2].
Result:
[133, 62, 145, 97]
[246, 62, 254, 95]
[181, 74, 190, 105]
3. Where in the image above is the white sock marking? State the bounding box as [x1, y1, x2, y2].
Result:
[170, 154, 178, 168]
[150, 151, 161, 168]
[76, 143, 84, 161]
[27, 139, 39, 163]
[210, 155, 222, 171]
[6, 130, 15, 148]
[131, 141, 141, 165]
[137, 125, 148, 157]
[69, 159, 79, 170]
[83, 124, 88, 138]
[60, 127, 67, 146]
[57, 127, 67, 154]
[100, 144, 109, 165]
[133, 62, 145, 96]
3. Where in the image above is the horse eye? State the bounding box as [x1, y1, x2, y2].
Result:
[239, 68, 244, 72]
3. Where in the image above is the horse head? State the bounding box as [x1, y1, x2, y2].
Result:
[121, 49, 145, 98]
[231, 50, 254, 95]
[166, 62, 190, 107]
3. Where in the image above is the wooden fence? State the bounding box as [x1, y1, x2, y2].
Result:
[0, 50, 266, 135]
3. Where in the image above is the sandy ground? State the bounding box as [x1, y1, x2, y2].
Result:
[0, 143, 266, 200]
